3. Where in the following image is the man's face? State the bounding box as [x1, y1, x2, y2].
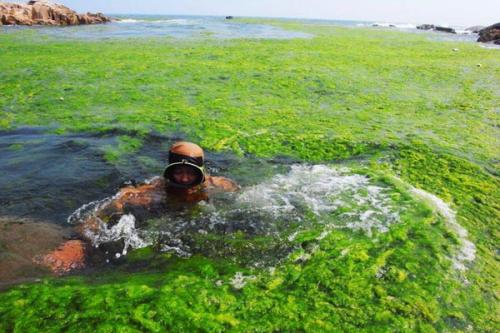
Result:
[171, 165, 198, 186]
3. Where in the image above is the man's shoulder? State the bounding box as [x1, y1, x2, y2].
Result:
[205, 176, 239, 192]
[120, 177, 165, 194]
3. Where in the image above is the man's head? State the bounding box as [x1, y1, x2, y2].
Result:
[163, 141, 206, 188]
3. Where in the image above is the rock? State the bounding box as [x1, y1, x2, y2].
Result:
[225, 16, 234, 20]
[466, 25, 484, 33]
[0, 0, 110, 26]
[435, 26, 456, 34]
[417, 24, 435, 30]
[477, 23, 500, 43]
[417, 24, 456, 34]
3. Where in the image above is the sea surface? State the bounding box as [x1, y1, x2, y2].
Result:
[0, 14, 494, 47]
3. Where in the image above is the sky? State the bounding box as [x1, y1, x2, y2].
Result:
[15, 0, 500, 26]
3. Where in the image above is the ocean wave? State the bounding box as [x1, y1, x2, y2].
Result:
[115, 18, 194, 25]
[371, 22, 416, 29]
[115, 19, 140, 23]
[455, 29, 473, 35]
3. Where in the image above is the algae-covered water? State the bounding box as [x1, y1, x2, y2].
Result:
[0, 15, 498, 332]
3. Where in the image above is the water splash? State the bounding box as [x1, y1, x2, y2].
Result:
[67, 196, 115, 225]
[72, 165, 404, 263]
[235, 165, 401, 235]
[83, 214, 150, 256]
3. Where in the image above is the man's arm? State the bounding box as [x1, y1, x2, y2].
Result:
[39, 178, 166, 274]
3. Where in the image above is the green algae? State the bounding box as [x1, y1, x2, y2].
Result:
[0, 163, 496, 332]
[0, 20, 499, 332]
[101, 135, 144, 163]
[1, 25, 498, 166]
[0, 183, 471, 332]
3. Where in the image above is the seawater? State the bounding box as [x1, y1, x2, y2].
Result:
[0, 15, 312, 40]
[66, 163, 476, 272]
[0, 128, 476, 285]
[73, 165, 405, 264]
[0, 129, 287, 222]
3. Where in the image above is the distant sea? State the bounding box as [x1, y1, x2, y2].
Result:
[0, 14, 493, 46]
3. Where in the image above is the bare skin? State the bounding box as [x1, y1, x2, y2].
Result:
[38, 240, 86, 275]
[40, 174, 239, 274]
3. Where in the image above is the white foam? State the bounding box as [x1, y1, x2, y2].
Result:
[410, 188, 476, 271]
[236, 165, 400, 235]
[116, 19, 140, 23]
[115, 18, 193, 25]
[116, 18, 193, 25]
[162, 19, 192, 25]
[372, 22, 416, 29]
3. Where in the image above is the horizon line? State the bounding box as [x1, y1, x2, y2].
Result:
[101, 13, 490, 27]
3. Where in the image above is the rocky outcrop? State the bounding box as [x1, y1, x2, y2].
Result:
[435, 26, 456, 34]
[417, 24, 435, 30]
[0, 0, 110, 26]
[477, 23, 500, 44]
[417, 24, 456, 34]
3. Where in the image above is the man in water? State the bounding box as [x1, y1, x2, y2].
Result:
[41, 141, 238, 274]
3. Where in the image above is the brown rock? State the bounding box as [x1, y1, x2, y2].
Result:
[0, 1, 110, 26]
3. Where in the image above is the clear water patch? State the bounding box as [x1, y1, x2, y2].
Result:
[0, 128, 169, 222]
